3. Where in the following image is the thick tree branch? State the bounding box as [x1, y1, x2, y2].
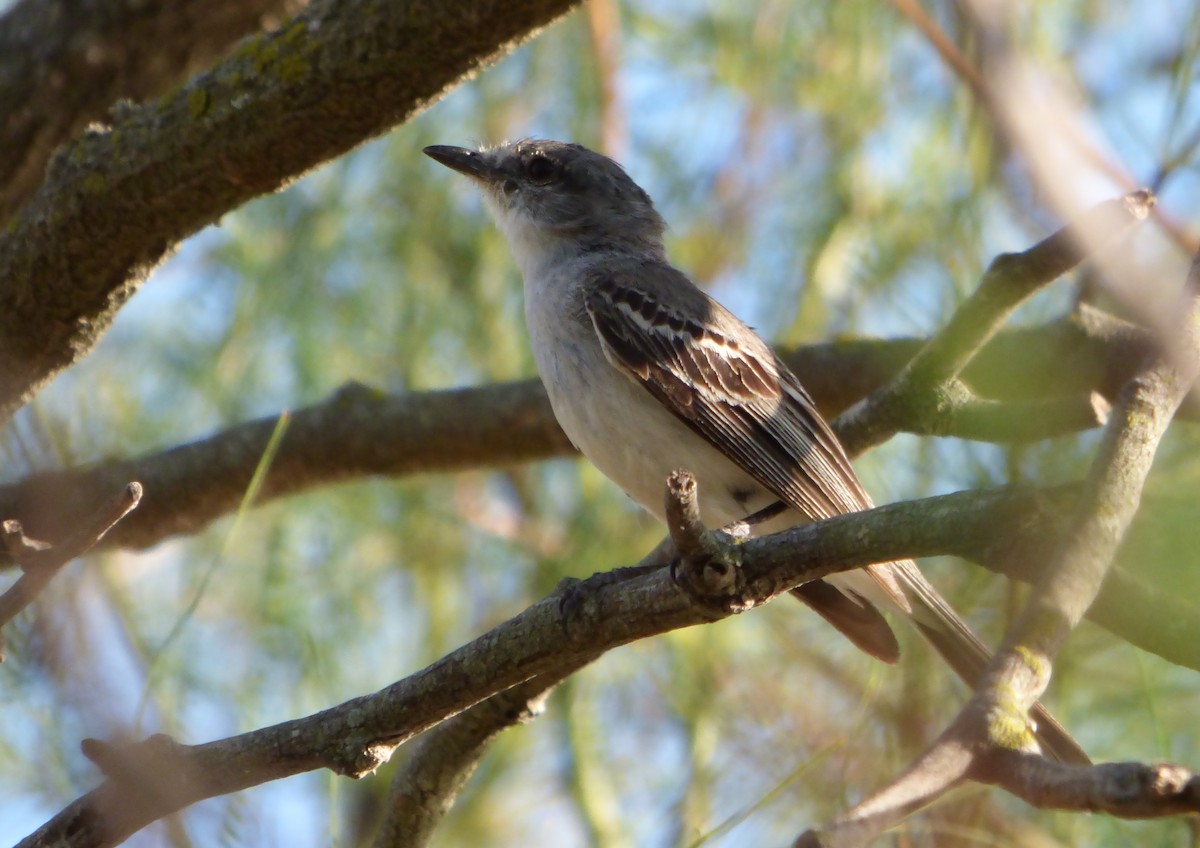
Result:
[0, 380, 572, 557]
[0, 0, 306, 218]
[0, 0, 581, 423]
[0, 308, 1165, 559]
[19, 483, 1200, 848]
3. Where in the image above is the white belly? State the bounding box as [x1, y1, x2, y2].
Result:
[525, 291, 906, 616]
[530, 308, 776, 528]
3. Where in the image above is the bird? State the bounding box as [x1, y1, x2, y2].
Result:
[424, 138, 1087, 764]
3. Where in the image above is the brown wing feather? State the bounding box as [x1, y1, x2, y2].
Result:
[584, 273, 1089, 763]
[585, 273, 908, 611]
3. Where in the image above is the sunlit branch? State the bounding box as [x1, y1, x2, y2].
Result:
[0, 482, 141, 657]
[797, 246, 1200, 848]
[0, 0, 301, 219]
[0, 0, 582, 424]
[835, 191, 1154, 456]
[0, 308, 1166, 564]
[14, 481, 1159, 848]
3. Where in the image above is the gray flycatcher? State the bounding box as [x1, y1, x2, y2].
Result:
[425, 138, 1087, 765]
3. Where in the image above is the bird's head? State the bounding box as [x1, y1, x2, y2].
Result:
[424, 139, 666, 270]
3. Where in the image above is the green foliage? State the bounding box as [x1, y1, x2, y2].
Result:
[2, 1, 1198, 846]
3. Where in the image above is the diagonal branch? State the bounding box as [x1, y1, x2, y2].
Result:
[888, 0, 1194, 255]
[0, 482, 141, 655]
[799, 248, 1200, 848]
[0, 0, 306, 218]
[0, 0, 581, 423]
[370, 659, 597, 848]
[19, 481, 1200, 848]
[0, 485, 1065, 847]
[835, 191, 1155, 456]
[975, 249, 1200, 744]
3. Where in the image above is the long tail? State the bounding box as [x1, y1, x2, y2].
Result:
[889, 559, 1090, 766]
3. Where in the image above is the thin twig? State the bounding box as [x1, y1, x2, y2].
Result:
[895, 0, 1194, 255]
[888, 0, 990, 105]
[665, 470, 750, 613]
[973, 750, 1200, 817]
[798, 247, 1200, 847]
[835, 191, 1154, 456]
[0, 482, 141, 652]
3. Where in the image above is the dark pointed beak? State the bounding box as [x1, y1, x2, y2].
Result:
[423, 145, 496, 182]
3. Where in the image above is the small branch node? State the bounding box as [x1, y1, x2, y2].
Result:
[1, 520, 50, 563]
[335, 741, 397, 779]
[1088, 391, 1112, 426]
[0, 481, 144, 643]
[1123, 188, 1157, 221]
[664, 470, 749, 618]
[664, 469, 704, 559]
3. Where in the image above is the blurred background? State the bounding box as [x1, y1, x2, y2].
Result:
[2, 1, 1200, 845]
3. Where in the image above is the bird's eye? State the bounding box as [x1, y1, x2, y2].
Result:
[525, 154, 556, 183]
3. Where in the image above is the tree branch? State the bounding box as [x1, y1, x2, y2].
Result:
[0, 380, 572, 557]
[888, 0, 1195, 255]
[370, 659, 596, 848]
[834, 191, 1155, 455]
[0, 307, 1166, 559]
[897, 382, 1109, 442]
[0, 0, 581, 422]
[976, 249, 1200, 743]
[798, 248, 1200, 847]
[0, 482, 141, 656]
[0, 0, 305, 218]
[18, 481, 1200, 848]
[973, 751, 1200, 818]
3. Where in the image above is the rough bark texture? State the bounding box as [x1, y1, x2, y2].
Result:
[0, 0, 581, 423]
[10, 486, 1124, 848]
[0, 0, 307, 218]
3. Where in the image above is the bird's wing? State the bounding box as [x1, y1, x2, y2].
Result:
[582, 271, 1090, 764]
[583, 270, 908, 613]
